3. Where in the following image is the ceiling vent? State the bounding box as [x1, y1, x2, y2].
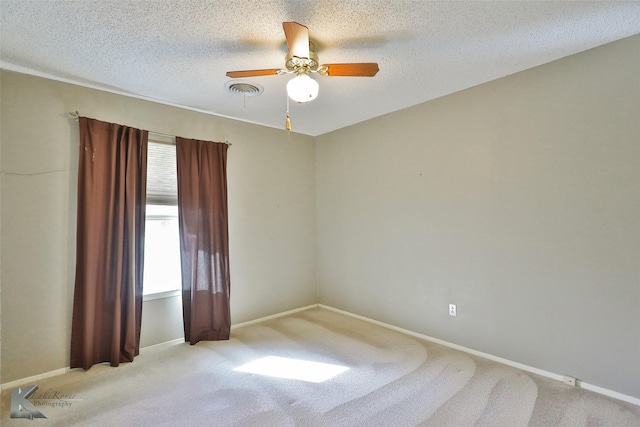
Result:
[224, 81, 263, 97]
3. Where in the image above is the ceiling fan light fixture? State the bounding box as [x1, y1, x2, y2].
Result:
[286, 73, 319, 103]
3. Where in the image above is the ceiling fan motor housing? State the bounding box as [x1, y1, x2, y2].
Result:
[225, 22, 378, 80]
[286, 50, 319, 74]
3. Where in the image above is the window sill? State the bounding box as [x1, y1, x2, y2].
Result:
[143, 290, 181, 301]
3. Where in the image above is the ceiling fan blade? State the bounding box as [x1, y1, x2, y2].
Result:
[323, 63, 379, 77]
[226, 69, 281, 78]
[283, 21, 310, 58]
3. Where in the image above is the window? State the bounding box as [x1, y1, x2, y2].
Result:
[143, 205, 181, 295]
[143, 138, 181, 296]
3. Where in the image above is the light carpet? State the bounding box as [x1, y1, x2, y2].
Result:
[1, 307, 639, 426]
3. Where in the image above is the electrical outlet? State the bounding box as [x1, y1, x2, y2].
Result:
[563, 376, 576, 387]
[449, 304, 457, 317]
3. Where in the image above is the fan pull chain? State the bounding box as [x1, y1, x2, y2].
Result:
[285, 96, 291, 132]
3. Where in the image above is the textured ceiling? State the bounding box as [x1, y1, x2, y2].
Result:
[2, 1, 640, 136]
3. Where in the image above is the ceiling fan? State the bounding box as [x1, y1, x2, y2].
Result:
[226, 22, 379, 104]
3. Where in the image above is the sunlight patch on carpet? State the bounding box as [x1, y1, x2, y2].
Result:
[234, 356, 349, 383]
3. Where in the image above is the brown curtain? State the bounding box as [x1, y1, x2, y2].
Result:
[70, 117, 148, 369]
[176, 137, 230, 344]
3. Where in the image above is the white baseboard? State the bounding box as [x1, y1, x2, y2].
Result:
[318, 304, 640, 407]
[579, 382, 640, 407]
[0, 305, 320, 391]
[1, 367, 74, 391]
[140, 338, 185, 353]
[231, 304, 319, 330]
[4, 302, 638, 408]
[2, 339, 185, 390]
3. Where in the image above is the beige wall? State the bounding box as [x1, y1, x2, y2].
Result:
[140, 295, 183, 348]
[0, 71, 317, 383]
[0, 70, 3, 386]
[316, 34, 640, 399]
[2, 33, 639, 401]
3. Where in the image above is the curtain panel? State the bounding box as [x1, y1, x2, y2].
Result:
[70, 117, 148, 369]
[176, 137, 231, 344]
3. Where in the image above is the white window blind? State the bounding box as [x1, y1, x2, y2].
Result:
[146, 140, 177, 206]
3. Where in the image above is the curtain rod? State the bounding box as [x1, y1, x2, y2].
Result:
[67, 111, 231, 145]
